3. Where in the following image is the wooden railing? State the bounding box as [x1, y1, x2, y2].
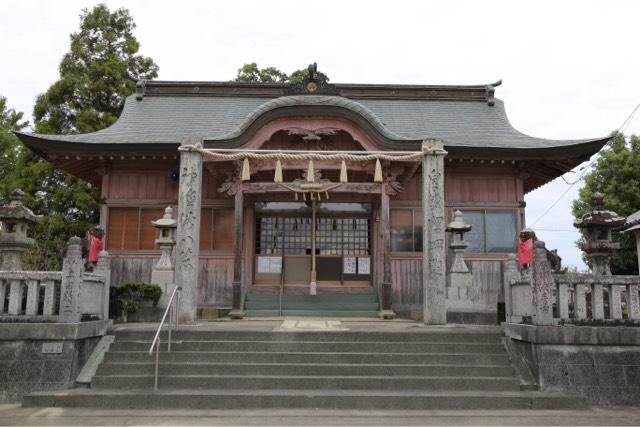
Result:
[504, 241, 640, 325]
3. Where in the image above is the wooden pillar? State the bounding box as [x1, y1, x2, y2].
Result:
[175, 139, 203, 323]
[310, 198, 317, 295]
[379, 184, 395, 319]
[229, 180, 245, 318]
[422, 140, 447, 325]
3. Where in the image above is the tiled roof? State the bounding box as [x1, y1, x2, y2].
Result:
[16, 81, 607, 151]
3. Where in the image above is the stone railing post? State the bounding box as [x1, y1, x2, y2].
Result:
[503, 254, 519, 322]
[59, 236, 84, 323]
[532, 240, 554, 325]
[94, 250, 111, 320]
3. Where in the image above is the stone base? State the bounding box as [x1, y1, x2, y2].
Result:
[378, 309, 396, 320]
[151, 269, 175, 309]
[447, 311, 497, 325]
[228, 309, 245, 319]
[503, 323, 640, 405]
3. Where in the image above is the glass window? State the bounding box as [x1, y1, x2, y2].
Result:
[391, 208, 423, 252]
[459, 210, 517, 253]
[486, 211, 517, 252]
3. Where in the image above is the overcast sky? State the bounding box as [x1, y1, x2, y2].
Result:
[1, 0, 639, 269]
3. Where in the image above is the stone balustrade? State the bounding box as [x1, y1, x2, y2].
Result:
[0, 271, 62, 319]
[0, 237, 110, 323]
[553, 274, 640, 322]
[504, 241, 640, 324]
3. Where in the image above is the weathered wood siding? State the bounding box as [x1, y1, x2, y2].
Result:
[198, 257, 234, 307]
[390, 256, 422, 310]
[109, 256, 155, 286]
[468, 260, 503, 311]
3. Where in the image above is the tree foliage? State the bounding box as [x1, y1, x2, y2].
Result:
[235, 62, 328, 84]
[0, 4, 158, 270]
[572, 131, 640, 274]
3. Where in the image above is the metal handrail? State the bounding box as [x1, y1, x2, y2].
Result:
[148, 285, 181, 391]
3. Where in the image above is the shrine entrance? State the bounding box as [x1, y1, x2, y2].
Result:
[253, 202, 373, 289]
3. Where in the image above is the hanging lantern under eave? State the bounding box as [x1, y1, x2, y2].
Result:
[374, 159, 383, 183]
[274, 160, 283, 183]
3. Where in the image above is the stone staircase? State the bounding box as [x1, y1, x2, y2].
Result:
[23, 328, 586, 409]
[244, 292, 380, 317]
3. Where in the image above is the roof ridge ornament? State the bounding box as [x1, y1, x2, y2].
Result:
[285, 62, 340, 96]
[136, 79, 146, 101]
[485, 79, 501, 106]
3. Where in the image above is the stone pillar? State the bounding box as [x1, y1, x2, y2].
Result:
[379, 184, 395, 319]
[532, 240, 554, 325]
[25, 279, 39, 316]
[175, 140, 203, 323]
[7, 279, 23, 315]
[503, 254, 519, 322]
[635, 231, 640, 275]
[229, 187, 245, 319]
[422, 140, 447, 325]
[59, 237, 84, 323]
[42, 280, 56, 316]
[94, 250, 111, 320]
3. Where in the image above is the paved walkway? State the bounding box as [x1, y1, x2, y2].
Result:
[2, 404, 640, 426]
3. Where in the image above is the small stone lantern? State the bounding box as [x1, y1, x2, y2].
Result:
[151, 207, 177, 271]
[445, 210, 473, 308]
[0, 189, 41, 271]
[574, 192, 625, 275]
[151, 207, 177, 306]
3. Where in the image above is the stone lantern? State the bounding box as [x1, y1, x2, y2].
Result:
[445, 210, 473, 309]
[574, 192, 625, 275]
[151, 206, 177, 306]
[0, 189, 41, 271]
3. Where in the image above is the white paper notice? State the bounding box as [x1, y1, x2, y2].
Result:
[343, 257, 357, 274]
[358, 257, 370, 275]
[257, 256, 270, 273]
[269, 256, 282, 273]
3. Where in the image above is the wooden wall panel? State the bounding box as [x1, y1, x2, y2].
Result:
[198, 258, 234, 307]
[446, 174, 517, 203]
[468, 260, 503, 311]
[109, 256, 155, 286]
[106, 172, 178, 201]
[390, 257, 422, 307]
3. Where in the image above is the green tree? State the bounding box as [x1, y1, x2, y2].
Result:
[3, 4, 159, 270]
[34, 3, 158, 134]
[572, 131, 640, 274]
[0, 96, 28, 196]
[235, 63, 329, 84]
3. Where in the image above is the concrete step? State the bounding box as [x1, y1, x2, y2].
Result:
[23, 389, 587, 410]
[244, 302, 380, 310]
[109, 340, 505, 354]
[91, 374, 522, 391]
[246, 294, 378, 302]
[104, 351, 511, 365]
[244, 309, 380, 317]
[112, 330, 503, 343]
[96, 362, 516, 377]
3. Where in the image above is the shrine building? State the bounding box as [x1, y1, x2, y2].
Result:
[15, 67, 609, 322]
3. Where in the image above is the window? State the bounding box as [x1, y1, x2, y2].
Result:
[107, 207, 164, 250]
[199, 207, 234, 251]
[391, 208, 423, 252]
[459, 210, 517, 253]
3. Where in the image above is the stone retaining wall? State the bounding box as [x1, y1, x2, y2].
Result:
[0, 320, 109, 403]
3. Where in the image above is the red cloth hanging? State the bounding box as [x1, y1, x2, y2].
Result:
[89, 236, 104, 263]
[518, 238, 533, 265]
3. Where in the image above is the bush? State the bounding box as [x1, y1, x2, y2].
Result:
[110, 282, 162, 322]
